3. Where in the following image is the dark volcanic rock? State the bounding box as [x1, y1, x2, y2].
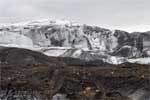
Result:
[1, 63, 149, 100]
[0, 47, 63, 65]
[0, 47, 149, 100]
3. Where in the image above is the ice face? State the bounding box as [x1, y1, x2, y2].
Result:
[0, 19, 149, 64]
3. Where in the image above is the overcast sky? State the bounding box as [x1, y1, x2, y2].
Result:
[0, 0, 150, 32]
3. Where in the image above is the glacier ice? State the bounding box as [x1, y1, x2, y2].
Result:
[0, 19, 150, 64]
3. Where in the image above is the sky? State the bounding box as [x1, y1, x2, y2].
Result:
[0, 0, 150, 32]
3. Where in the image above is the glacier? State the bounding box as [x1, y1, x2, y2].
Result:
[0, 19, 150, 65]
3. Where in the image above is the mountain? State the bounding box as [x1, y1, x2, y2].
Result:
[0, 19, 150, 64]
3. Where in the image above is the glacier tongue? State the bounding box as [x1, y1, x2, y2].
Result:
[0, 19, 150, 65]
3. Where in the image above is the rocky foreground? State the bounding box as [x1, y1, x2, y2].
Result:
[0, 47, 149, 100]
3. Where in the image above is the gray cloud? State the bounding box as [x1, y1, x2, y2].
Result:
[0, 0, 150, 32]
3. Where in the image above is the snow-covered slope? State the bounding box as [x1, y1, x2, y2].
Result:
[0, 19, 150, 64]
